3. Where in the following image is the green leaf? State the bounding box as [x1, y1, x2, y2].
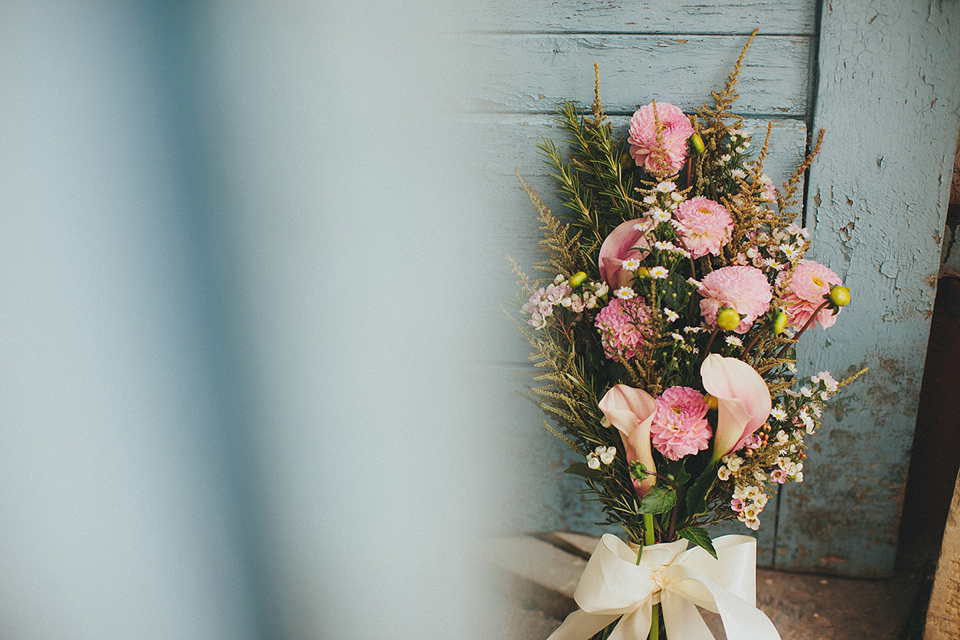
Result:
[684, 461, 719, 518]
[564, 462, 598, 479]
[639, 486, 677, 514]
[678, 527, 718, 560]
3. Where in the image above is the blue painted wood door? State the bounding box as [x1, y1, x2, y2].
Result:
[472, 0, 960, 577]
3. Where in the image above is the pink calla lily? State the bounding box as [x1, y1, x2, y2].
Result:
[598, 384, 658, 496]
[598, 219, 652, 289]
[701, 354, 772, 461]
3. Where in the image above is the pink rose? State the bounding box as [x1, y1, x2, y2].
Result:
[700, 354, 772, 461]
[598, 384, 658, 496]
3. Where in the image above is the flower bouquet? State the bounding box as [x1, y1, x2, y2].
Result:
[510, 33, 865, 640]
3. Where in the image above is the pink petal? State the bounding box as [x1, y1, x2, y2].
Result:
[598, 219, 650, 288]
[700, 354, 772, 460]
[598, 385, 658, 496]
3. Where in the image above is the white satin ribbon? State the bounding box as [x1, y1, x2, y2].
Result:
[547, 534, 781, 640]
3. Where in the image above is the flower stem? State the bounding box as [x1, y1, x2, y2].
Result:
[642, 514, 660, 640]
[775, 300, 830, 358]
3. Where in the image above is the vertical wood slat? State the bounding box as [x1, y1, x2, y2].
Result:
[776, 0, 960, 577]
[924, 471, 960, 640]
[467, 1, 815, 568]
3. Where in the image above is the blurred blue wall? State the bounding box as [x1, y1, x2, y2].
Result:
[0, 2, 496, 638]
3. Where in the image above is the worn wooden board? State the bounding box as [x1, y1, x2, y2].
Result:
[473, 115, 808, 369]
[774, 0, 960, 577]
[461, 35, 813, 115]
[466, 1, 817, 36]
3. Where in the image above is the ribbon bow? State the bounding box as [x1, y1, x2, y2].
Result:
[547, 534, 781, 640]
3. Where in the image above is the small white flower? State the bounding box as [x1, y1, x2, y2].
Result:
[717, 466, 731, 481]
[720, 154, 732, 164]
[687, 277, 701, 288]
[614, 287, 636, 299]
[743, 504, 760, 519]
[731, 169, 747, 179]
[654, 241, 677, 252]
[663, 308, 679, 323]
[800, 386, 813, 397]
[671, 332, 684, 342]
[776, 430, 790, 444]
[643, 194, 657, 204]
[794, 471, 804, 482]
[622, 258, 641, 271]
[725, 336, 743, 347]
[586, 454, 600, 470]
[754, 470, 767, 482]
[726, 456, 743, 472]
[786, 362, 797, 374]
[770, 406, 788, 421]
[743, 485, 760, 500]
[657, 181, 677, 193]
[670, 192, 684, 202]
[745, 247, 758, 259]
[755, 494, 769, 508]
[649, 266, 669, 279]
[650, 207, 671, 223]
[744, 517, 761, 531]
[599, 447, 616, 465]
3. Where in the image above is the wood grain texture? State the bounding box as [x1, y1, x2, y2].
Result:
[924, 471, 960, 640]
[474, 115, 807, 365]
[462, 35, 812, 115]
[466, 1, 816, 35]
[774, 0, 960, 577]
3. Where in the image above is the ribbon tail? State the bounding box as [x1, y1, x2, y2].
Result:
[661, 591, 717, 640]
[710, 583, 781, 640]
[608, 601, 652, 640]
[546, 610, 620, 640]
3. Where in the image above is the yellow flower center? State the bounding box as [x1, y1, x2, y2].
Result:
[698, 208, 713, 215]
[812, 276, 824, 287]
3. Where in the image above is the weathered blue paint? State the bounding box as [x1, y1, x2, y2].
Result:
[462, 35, 812, 115]
[464, 0, 960, 575]
[775, 0, 960, 577]
[468, 3, 817, 565]
[468, 1, 816, 35]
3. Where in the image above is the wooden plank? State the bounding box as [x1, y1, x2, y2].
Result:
[924, 471, 960, 640]
[471, 115, 808, 370]
[774, 0, 960, 577]
[466, 1, 817, 36]
[461, 35, 812, 115]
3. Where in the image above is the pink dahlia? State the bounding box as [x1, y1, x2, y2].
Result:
[594, 297, 652, 361]
[781, 259, 843, 329]
[650, 386, 712, 461]
[674, 197, 734, 258]
[628, 101, 694, 176]
[699, 266, 773, 333]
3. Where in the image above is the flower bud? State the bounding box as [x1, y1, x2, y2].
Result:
[716, 308, 741, 331]
[704, 394, 719, 410]
[773, 310, 788, 335]
[829, 285, 851, 307]
[569, 271, 588, 288]
[689, 133, 705, 154]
